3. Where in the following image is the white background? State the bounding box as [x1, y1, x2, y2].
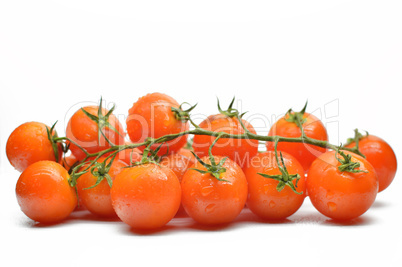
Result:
[0, 1, 401, 266]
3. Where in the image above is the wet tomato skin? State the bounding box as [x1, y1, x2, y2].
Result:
[66, 106, 125, 160]
[126, 93, 189, 156]
[345, 135, 397, 192]
[192, 114, 258, 169]
[267, 112, 328, 172]
[16, 161, 77, 224]
[6, 122, 62, 172]
[243, 151, 306, 220]
[76, 157, 127, 217]
[111, 164, 181, 229]
[181, 156, 248, 225]
[307, 151, 378, 221]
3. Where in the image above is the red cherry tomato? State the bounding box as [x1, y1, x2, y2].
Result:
[111, 164, 181, 229]
[126, 93, 189, 156]
[66, 105, 125, 160]
[16, 161, 77, 224]
[307, 150, 378, 221]
[181, 156, 248, 225]
[6, 122, 62, 172]
[243, 151, 306, 220]
[267, 112, 328, 172]
[76, 157, 127, 217]
[345, 135, 397, 192]
[192, 114, 258, 168]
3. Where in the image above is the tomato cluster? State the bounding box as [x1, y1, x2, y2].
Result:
[6, 93, 397, 230]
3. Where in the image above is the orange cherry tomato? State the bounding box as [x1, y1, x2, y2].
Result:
[243, 151, 306, 220]
[76, 157, 127, 217]
[345, 135, 397, 192]
[192, 114, 258, 168]
[126, 93, 189, 156]
[181, 156, 248, 225]
[267, 112, 328, 172]
[16, 161, 77, 224]
[6, 122, 62, 172]
[307, 150, 378, 221]
[66, 105, 125, 160]
[111, 164, 181, 229]
[60, 154, 78, 171]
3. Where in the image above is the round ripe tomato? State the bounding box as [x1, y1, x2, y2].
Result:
[243, 151, 306, 220]
[61, 154, 78, 171]
[192, 114, 258, 168]
[16, 161, 77, 224]
[307, 150, 378, 221]
[181, 156, 248, 225]
[111, 164, 181, 229]
[267, 112, 328, 172]
[126, 93, 189, 156]
[345, 135, 397, 192]
[6, 122, 62, 172]
[115, 142, 143, 165]
[66, 105, 125, 160]
[76, 157, 127, 217]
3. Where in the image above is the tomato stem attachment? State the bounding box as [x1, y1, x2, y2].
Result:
[257, 139, 303, 194]
[343, 129, 368, 158]
[336, 149, 368, 173]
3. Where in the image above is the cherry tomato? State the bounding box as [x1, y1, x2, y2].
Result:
[243, 151, 306, 220]
[16, 161, 77, 223]
[6, 122, 62, 172]
[76, 157, 127, 217]
[111, 164, 181, 229]
[267, 112, 328, 172]
[345, 135, 397, 192]
[66, 105, 125, 160]
[160, 148, 196, 216]
[307, 150, 378, 221]
[126, 93, 189, 156]
[115, 142, 143, 165]
[181, 156, 248, 225]
[192, 114, 258, 168]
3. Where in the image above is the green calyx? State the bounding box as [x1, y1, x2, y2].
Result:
[257, 149, 303, 195]
[171, 102, 198, 122]
[190, 133, 229, 182]
[126, 142, 163, 167]
[343, 129, 368, 158]
[81, 97, 122, 146]
[284, 101, 308, 128]
[218, 97, 246, 119]
[336, 150, 368, 173]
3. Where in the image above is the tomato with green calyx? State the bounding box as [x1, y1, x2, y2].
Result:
[307, 150, 378, 221]
[243, 151, 306, 220]
[7, 122, 62, 172]
[181, 156, 248, 225]
[345, 133, 397, 192]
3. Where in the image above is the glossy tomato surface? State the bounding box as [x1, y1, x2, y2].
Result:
[76, 157, 127, 217]
[181, 156, 248, 225]
[111, 164, 181, 229]
[243, 151, 306, 220]
[16, 161, 77, 224]
[126, 93, 189, 156]
[6, 122, 62, 172]
[66, 105, 125, 160]
[192, 114, 258, 168]
[307, 150, 378, 221]
[267, 112, 328, 172]
[345, 135, 397, 192]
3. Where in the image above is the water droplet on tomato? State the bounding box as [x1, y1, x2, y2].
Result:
[201, 186, 214, 197]
[269, 200, 276, 208]
[327, 202, 337, 212]
[205, 203, 216, 214]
